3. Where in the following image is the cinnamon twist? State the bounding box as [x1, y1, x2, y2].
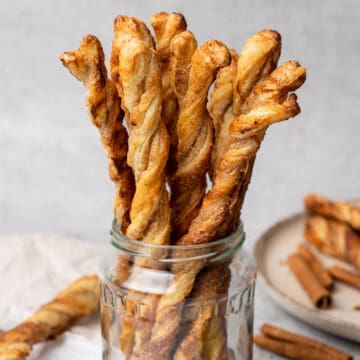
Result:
[304, 194, 360, 231]
[209, 49, 238, 177]
[150, 12, 186, 142]
[173, 266, 230, 360]
[112, 17, 171, 357]
[0, 275, 99, 360]
[169, 31, 198, 101]
[110, 15, 155, 100]
[305, 215, 360, 269]
[221, 30, 281, 233]
[167, 31, 198, 175]
[170, 40, 231, 241]
[199, 33, 281, 356]
[142, 60, 305, 360]
[60, 34, 135, 234]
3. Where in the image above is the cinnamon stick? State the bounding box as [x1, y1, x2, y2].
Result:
[260, 324, 352, 359]
[254, 334, 351, 360]
[354, 305, 360, 311]
[296, 244, 334, 289]
[288, 254, 331, 308]
[329, 265, 360, 290]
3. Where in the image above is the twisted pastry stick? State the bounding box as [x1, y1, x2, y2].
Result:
[170, 40, 231, 241]
[142, 61, 305, 360]
[304, 193, 360, 231]
[201, 266, 231, 360]
[192, 33, 280, 356]
[211, 30, 281, 238]
[169, 31, 198, 101]
[209, 49, 238, 177]
[167, 31, 198, 175]
[110, 15, 154, 100]
[113, 18, 171, 357]
[233, 30, 282, 117]
[150, 12, 186, 145]
[0, 275, 99, 360]
[60, 34, 135, 235]
[305, 215, 360, 269]
[117, 25, 170, 246]
[173, 266, 230, 360]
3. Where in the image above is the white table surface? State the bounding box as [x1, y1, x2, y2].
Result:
[1, 0, 359, 358]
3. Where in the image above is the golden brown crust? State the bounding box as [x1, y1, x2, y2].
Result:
[209, 49, 238, 177]
[60, 34, 135, 234]
[110, 15, 155, 100]
[0, 275, 99, 360]
[305, 215, 360, 269]
[169, 31, 198, 101]
[170, 40, 231, 241]
[150, 12, 187, 62]
[233, 30, 281, 117]
[150, 12, 187, 171]
[142, 60, 305, 360]
[304, 193, 360, 231]
[167, 31, 198, 177]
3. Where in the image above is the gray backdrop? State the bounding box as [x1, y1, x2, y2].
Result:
[0, 0, 359, 358]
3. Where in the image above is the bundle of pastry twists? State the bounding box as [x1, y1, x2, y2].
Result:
[61, 11, 306, 360]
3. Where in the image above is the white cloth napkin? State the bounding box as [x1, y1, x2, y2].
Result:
[0, 234, 105, 359]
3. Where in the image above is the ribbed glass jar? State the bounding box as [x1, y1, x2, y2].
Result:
[100, 220, 256, 360]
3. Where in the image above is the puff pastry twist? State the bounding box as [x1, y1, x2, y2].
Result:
[60, 34, 135, 234]
[0, 275, 99, 360]
[150, 12, 186, 167]
[305, 215, 360, 269]
[170, 40, 231, 241]
[304, 194, 360, 231]
[111, 16, 171, 357]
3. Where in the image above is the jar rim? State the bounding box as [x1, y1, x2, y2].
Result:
[110, 218, 245, 252]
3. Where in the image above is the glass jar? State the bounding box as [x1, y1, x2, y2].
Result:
[100, 219, 256, 360]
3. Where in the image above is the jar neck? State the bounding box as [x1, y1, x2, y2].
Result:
[110, 219, 245, 264]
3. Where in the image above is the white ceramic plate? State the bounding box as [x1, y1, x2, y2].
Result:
[254, 210, 360, 342]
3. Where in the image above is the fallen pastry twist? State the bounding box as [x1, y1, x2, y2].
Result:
[0, 275, 99, 360]
[305, 215, 360, 269]
[304, 193, 360, 231]
[150, 12, 186, 164]
[170, 40, 231, 241]
[141, 60, 306, 359]
[60, 34, 135, 234]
